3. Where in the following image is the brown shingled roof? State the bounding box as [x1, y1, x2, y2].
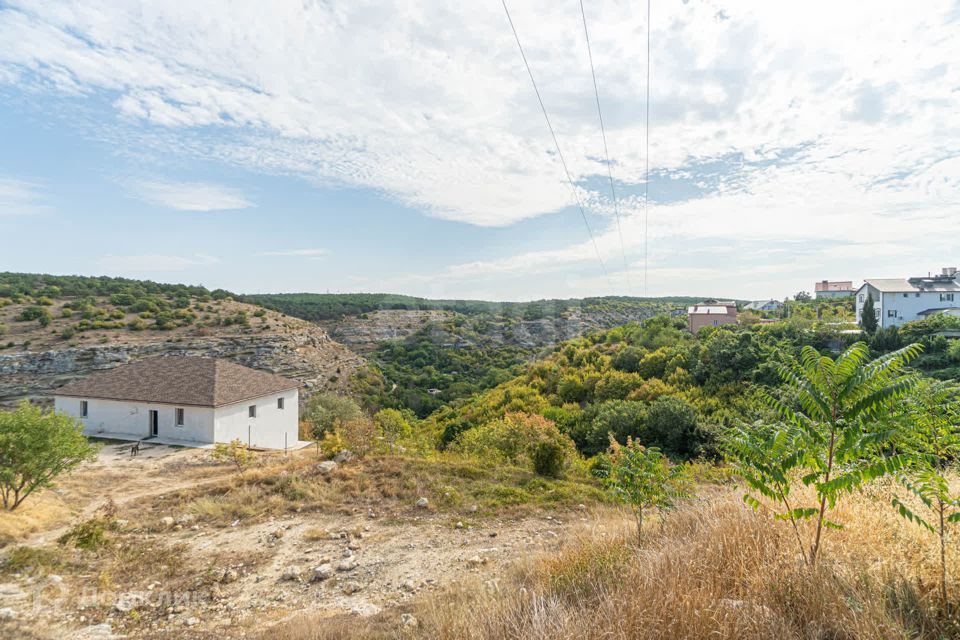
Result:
[55, 357, 299, 407]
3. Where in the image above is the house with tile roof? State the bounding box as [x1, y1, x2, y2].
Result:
[855, 267, 960, 329]
[54, 356, 300, 449]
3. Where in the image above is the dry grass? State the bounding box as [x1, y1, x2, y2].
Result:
[270, 485, 959, 640]
[148, 452, 608, 528]
[0, 491, 73, 546]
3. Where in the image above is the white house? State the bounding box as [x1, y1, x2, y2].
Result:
[743, 299, 783, 312]
[855, 267, 960, 329]
[54, 356, 300, 449]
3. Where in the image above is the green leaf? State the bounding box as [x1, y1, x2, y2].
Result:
[892, 496, 935, 533]
[774, 507, 818, 521]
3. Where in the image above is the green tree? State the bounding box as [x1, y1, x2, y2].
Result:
[724, 422, 810, 562]
[760, 342, 922, 564]
[0, 402, 98, 511]
[211, 439, 255, 476]
[860, 293, 878, 334]
[891, 381, 960, 612]
[795, 291, 812, 302]
[304, 392, 363, 439]
[604, 437, 691, 542]
[374, 408, 412, 451]
[586, 400, 647, 455]
[645, 396, 699, 457]
[610, 346, 647, 373]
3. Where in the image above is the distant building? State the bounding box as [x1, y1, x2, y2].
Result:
[855, 267, 960, 329]
[743, 299, 783, 312]
[687, 301, 738, 333]
[815, 280, 855, 299]
[54, 356, 300, 449]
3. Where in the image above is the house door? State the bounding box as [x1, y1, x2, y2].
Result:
[149, 410, 159, 437]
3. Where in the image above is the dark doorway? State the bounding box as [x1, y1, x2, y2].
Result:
[149, 410, 159, 437]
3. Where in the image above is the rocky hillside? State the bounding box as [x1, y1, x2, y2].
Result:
[322, 303, 685, 354]
[0, 274, 364, 405]
[321, 310, 454, 353]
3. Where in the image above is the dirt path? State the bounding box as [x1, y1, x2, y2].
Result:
[21, 442, 224, 547]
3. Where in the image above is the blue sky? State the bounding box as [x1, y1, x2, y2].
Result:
[1, 0, 958, 301]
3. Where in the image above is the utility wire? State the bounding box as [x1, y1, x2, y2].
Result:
[500, 0, 610, 283]
[643, 0, 651, 296]
[579, 0, 630, 291]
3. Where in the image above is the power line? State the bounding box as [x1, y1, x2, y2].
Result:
[643, 0, 651, 297]
[579, 0, 630, 291]
[500, 0, 610, 284]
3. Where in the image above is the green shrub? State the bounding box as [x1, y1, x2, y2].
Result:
[304, 392, 363, 439]
[109, 292, 136, 306]
[58, 516, 113, 550]
[645, 396, 700, 457]
[17, 306, 48, 322]
[531, 439, 567, 477]
[454, 413, 575, 475]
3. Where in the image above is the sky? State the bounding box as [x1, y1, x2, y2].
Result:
[0, 0, 957, 301]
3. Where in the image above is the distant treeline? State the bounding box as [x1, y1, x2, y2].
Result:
[242, 293, 709, 322]
[0, 272, 233, 301]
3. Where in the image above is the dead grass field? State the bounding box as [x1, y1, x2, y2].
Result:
[0, 446, 613, 639]
[269, 484, 960, 640]
[3, 444, 957, 640]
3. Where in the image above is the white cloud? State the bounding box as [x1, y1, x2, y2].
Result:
[98, 254, 218, 272]
[0, 177, 47, 215]
[256, 248, 327, 259]
[0, 0, 957, 297]
[3, 0, 955, 227]
[127, 179, 253, 211]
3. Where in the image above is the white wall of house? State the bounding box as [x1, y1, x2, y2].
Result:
[54, 389, 299, 449]
[854, 284, 882, 326]
[53, 396, 215, 443]
[213, 389, 299, 450]
[856, 285, 959, 328]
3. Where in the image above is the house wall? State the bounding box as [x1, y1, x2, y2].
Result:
[815, 290, 853, 299]
[53, 396, 215, 443]
[688, 312, 738, 333]
[881, 291, 958, 327]
[856, 285, 959, 328]
[855, 284, 882, 326]
[213, 388, 299, 450]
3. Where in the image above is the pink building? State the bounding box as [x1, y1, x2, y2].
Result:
[815, 280, 854, 299]
[687, 301, 738, 333]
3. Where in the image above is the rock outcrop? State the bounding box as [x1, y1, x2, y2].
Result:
[0, 331, 364, 405]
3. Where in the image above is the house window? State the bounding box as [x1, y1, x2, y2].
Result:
[916, 293, 921, 297]
[902, 293, 908, 298]
[277, 397, 284, 410]
[858, 294, 864, 302]
[874, 309, 880, 318]
[887, 310, 897, 318]
[80, 400, 88, 418]
[175, 408, 185, 426]
[248, 405, 257, 418]
[941, 293, 955, 302]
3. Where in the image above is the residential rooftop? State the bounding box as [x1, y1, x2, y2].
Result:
[55, 356, 300, 407]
